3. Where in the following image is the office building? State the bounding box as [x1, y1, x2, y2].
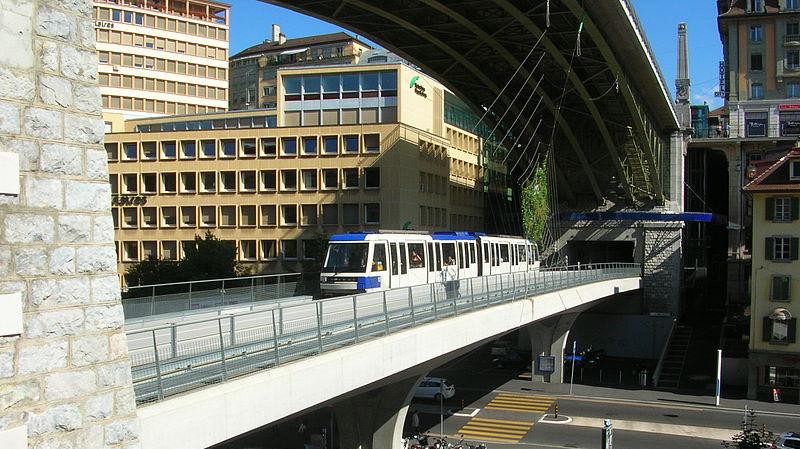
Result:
[228, 25, 372, 110]
[104, 61, 492, 277]
[92, 0, 230, 129]
[743, 148, 800, 403]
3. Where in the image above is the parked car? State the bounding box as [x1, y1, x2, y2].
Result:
[490, 340, 516, 356]
[492, 351, 531, 370]
[774, 432, 800, 449]
[414, 377, 455, 400]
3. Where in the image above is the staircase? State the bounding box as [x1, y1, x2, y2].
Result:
[620, 141, 652, 199]
[656, 325, 693, 389]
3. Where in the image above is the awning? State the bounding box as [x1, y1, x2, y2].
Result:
[280, 47, 308, 56]
[770, 308, 793, 321]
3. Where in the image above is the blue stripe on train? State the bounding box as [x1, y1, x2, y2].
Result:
[356, 276, 381, 289]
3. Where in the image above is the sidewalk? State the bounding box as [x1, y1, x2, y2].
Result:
[504, 380, 800, 416]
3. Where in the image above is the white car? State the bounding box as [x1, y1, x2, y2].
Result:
[414, 377, 455, 400]
[774, 432, 800, 449]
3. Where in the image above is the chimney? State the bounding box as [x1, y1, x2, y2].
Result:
[279, 33, 286, 45]
[272, 24, 280, 43]
[675, 22, 690, 105]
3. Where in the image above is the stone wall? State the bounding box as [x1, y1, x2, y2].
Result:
[0, 0, 140, 448]
[641, 223, 682, 316]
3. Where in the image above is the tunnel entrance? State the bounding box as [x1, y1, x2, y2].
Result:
[564, 241, 635, 264]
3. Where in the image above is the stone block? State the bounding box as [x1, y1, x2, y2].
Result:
[27, 404, 82, 436]
[0, 138, 38, 171]
[76, 246, 116, 274]
[96, 361, 131, 388]
[42, 0, 92, 17]
[90, 276, 120, 304]
[85, 393, 113, 421]
[85, 305, 123, 331]
[74, 425, 103, 449]
[45, 370, 95, 400]
[0, 380, 40, 412]
[26, 309, 83, 338]
[91, 215, 113, 244]
[32, 436, 76, 449]
[0, 68, 35, 101]
[57, 214, 90, 243]
[24, 107, 62, 139]
[24, 176, 63, 209]
[38, 41, 58, 73]
[64, 114, 103, 144]
[113, 389, 135, 416]
[73, 84, 100, 113]
[4, 214, 54, 244]
[40, 144, 81, 176]
[17, 340, 67, 374]
[49, 246, 75, 275]
[108, 332, 127, 359]
[13, 247, 47, 276]
[64, 181, 109, 212]
[0, 8, 34, 70]
[71, 335, 109, 367]
[30, 278, 89, 308]
[38, 75, 72, 108]
[0, 246, 9, 277]
[77, 18, 94, 47]
[84, 148, 107, 180]
[104, 419, 138, 445]
[0, 102, 21, 134]
[36, 6, 74, 41]
[0, 349, 13, 378]
[60, 47, 97, 82]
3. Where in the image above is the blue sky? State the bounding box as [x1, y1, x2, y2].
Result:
[228, 0, 724, 108]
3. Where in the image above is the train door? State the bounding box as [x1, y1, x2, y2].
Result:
[440, 241, 458, 283]
[406, 241, 427, 287]
[427, 242, 437, 283]
[398, 242, 409, 287]
[497, 241, 511, 273]
[371, 241, 390, 289]
[388, 242, 400, 288]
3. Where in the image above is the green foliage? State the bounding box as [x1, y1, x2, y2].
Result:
[521, 163, 549, 246]
[300, 231, 330, 272]
[124, 231, 243, 286]
[721, 410, 774, 449]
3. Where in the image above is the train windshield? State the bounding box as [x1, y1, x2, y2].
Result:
[324, 243, 369, 273]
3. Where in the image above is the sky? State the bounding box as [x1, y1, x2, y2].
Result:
[228, 0, 725, 109]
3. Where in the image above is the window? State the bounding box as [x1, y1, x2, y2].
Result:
[302, 136, 318, 155]
[364, 167, 380, 189]
[343, 135, 359, 154]
[372, 244, 387, 272]
[121, 207, 137, 228]
[238, 240, 256, 261]
[199, 171, 216, 193]
[141, 207, 156, 228]
[343, 204, 359, 225]
[281, 170, 297, 191]
[261, 240, 277, 260]
[221, 139, 236, 157]
[200, 140, 215, 158]
[751, 82, 764, 99]
[219, 171, 236, 192]
[763, 315, 796, 344]
[220, 206, 236, 227]
[281, 205, 297, 226]
[363, 134, 380, 153]
[789, 0, 800, 10]
[749, 0, 763, 12]
[241, 139, 257, 157]
[364, 203, 380, 225]
[240, 171, 256, 192]
[789, 83, 800, 99]
[160, 173, 177, 194]
[121, 174, 137, 194]
[105, 143, 118, 161]
[750, 24, 763, 42]
[788, 50, 800, 69]
[161, 207, 177, 228]
[180, 206, 196, 228]
[281, 137, 297, 156]
[768, 197, 797, 221]
[240, 205, 257, 227]
[179, 172, 196, 193]
[180, 140, 196, 159]
[745, 111, 768, 136]
[751, 53, 763, 71]
[161, 141, 176, 159]
[323, 136, 338, 154]
[789, 22, 800, 36]
[200, 206, 216, 227]
[301, 204, 318, 226]
[771, 275, 792, 301]
[122, 241, 138, 262]
[343, 168, 359, 189]
[260, 138, 277, 157]
[141, 173, 157, 194]
[301, 169, 317, 191]
[322, 168, 338, 190]
[281, 240, 298, 259]
[791, 160, 800, 179]
[259, 170, 276, 191]
[322, 204, 338, 225]
[766, 236, 798, 261]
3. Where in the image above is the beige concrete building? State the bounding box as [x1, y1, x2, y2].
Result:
[92, 0, 230, 129]
[229, 26, 372, 111]
[105, 62, 492, 277]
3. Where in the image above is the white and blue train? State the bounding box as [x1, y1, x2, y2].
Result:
[320, 231, 539, 296]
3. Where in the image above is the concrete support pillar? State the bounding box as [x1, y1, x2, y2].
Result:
[527, 312, 581, 383]
[334, 375, 422, 449]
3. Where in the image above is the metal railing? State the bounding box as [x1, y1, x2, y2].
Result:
[121, 272, 320, 319]
[126, 263, 640, 405]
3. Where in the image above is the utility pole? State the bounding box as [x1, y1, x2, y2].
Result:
[569, 340, 577, 395]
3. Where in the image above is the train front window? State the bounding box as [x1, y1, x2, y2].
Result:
[324, 243, 369, 273]
[372, 244, 387, 272]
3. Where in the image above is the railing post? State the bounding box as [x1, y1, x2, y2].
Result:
[353, 295, 359, 343]
[382, 291, 390, 335]
[151, 329, 165, 401]
[221, 279, 226, 306]
[511, 273, 517, 301]
[251, 277, 255, 303]
[229, 315, 236, 346]
[169, 323, 177, 358]
[150, 286, 155, 316]
[278, 307, 284, 336]
[484, 275, 489, 306]
[316, 302, 324, 354]
[469, 277, 475, 310]
[453, 279, 459, 315]
[432, 283, 438, 319]
[277, 276, 282, 300]
[499, 274, 504, 302]
[188, 282, 193, 310]
[408, 287, 416, 326]
[217, 318, 228, 381]
[270, 309, 280, 366]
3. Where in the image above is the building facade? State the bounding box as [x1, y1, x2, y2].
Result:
[744, 148, 800, 403]
[104, 62, 490, 279]
[228, 26, 372, 111]
[92, 0, 230, 127]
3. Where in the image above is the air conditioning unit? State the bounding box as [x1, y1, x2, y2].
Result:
[112, 65, 120, 71]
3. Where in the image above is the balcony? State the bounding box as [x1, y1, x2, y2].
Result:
[691, 123, 800, 140]
[785, 34, 800, 45]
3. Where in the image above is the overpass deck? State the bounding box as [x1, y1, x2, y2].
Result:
[126, 263, 640, 406]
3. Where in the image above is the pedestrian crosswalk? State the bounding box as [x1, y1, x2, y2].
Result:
[484, 393, 555, 413]
[456, 417, 534, 443]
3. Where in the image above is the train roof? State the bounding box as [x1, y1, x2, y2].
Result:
[329, 231, 530, 242]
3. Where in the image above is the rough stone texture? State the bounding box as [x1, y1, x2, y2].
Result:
[642, 224, 682, 316]
[2, 1, 139, 448]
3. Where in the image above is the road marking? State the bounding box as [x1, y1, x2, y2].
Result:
[544, 415, 738, 441]
[452, 407, 481, 417]
[483, 393, 555, 413]
[457, 416, 534, 443]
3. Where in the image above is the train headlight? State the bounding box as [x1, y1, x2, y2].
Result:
[320, 276, 327, 283]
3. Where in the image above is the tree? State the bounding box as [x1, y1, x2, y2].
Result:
[124, 257, 183, 287]
[182, 231, 243, 280]
[521, 162, 549, 247]
[721, 409, 774, 449]
[300, 231, 330, 272]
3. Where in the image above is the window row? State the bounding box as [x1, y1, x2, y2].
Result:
[283, 106, 397, 127]
[419, 206, 449, 228]
[105, 135, 381, 162]
[420, 172, 449, 195]
[766, 197, 800, 222]
[98, 50, 227, 81]
[96, 29, 227, 61]
[133, 115, 276, 133]
[282, 71, 398, 100]
[99, 73, 226, 101]
[95, 5, 228, 36]
[450, 213, 482, 232]
[110, 167, 381, 195]
[119, 239, 320, 264]
[451, 159, 482, 181]
[765, 236, 800, 261]
[102, 95, 225, 115]
[446, 127, 481, 155]
[112, 203, 381, 229]
[450, 185, 484, 208]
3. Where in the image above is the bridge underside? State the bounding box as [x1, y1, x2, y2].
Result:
[265, 0, 679, 216]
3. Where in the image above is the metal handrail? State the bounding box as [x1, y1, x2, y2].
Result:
[126, 263, 640, 405]
[125, 271, 305, 290]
